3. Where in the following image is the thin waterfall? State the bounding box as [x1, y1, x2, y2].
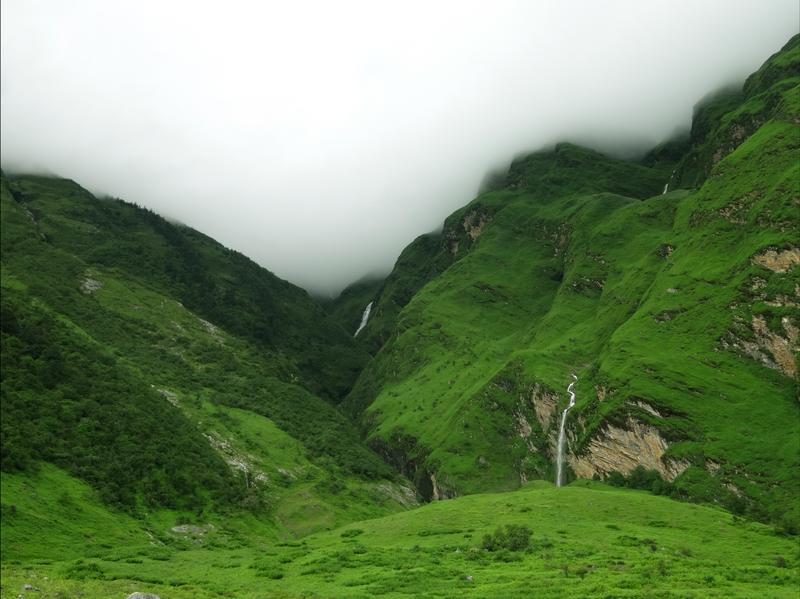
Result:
[353, 301, 373, 337]
[662, 169, 677, 195]
[556, 374, 578, 487]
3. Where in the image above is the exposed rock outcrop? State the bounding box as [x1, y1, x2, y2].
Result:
[203, 432, 268, 485]
[529, 384, 559, 431]
[752, 247, 800, 273]
[751, 315, 798, 378]
[569, 417, 689, 482]
[462, 210, 491, 240]
[369, 433, 448, 502]
[372, 481, 420, 508]
[80, 276, 103, 294]
[430, 472, 457, 501]
[723, 315, 798, 378]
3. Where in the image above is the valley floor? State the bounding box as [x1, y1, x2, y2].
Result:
[2, 466, 797, 598]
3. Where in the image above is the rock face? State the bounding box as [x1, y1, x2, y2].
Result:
[724, 315, 799, 379]
[462, 210, 491, 240]
[126, 593, 161, 599]
[430, 472, 457, 501]
[372, 481, 420, 508]
[569, 417, 689, 482]
[530, 384, 559, 431]
[752, 247, 800, 273]
[751, 315, 798, 378]
[203, 432, 269, 485]
[80, 276, 103, 294]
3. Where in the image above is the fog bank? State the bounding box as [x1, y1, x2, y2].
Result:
[2, 0, 797, 295]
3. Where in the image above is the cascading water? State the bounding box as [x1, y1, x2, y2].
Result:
[556, 373, 578, 488]
[662, 169, 677, 195]
[353, 301, 373, 337]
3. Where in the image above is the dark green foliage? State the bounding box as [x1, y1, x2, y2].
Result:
[213, 378, 393, 480]
[605, 467, 675, 497]
[321, 277, 383, 336]
[0, 289, 236, 510]
[506, 142, 667, 199]
[3, 174, 366, 402]
[481, 524, 532, 552]
[349, 232, 453, 356]
[340, 528, 364, 538]
[0, 170, 394, 511]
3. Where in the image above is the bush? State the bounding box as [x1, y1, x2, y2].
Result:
[481, 524, 531, 552]
[340, 528, 364, 538]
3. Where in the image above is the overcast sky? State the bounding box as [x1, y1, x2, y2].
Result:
[2, 1, 798, 295]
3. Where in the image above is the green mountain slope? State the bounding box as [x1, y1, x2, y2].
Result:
[0, 173, 414, 528]
[2, 174, 367, 402]
[343, 36, 800, 529]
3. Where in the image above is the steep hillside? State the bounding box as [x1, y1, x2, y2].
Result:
[343, 36, 800, 529]
[2, 174, 367, 402]
[0, 174, 414, 528]
[335, 232, 453, 354]
[322, 276, 383, 337]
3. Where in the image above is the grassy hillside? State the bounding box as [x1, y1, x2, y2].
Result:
[2, 467, 796, 598]
[1, 174, 367, 402]
[345, 232, 453, 354]
[0, 173, 414, 528]
[674, 34, 800, 189]
[343, 36, 800, 529]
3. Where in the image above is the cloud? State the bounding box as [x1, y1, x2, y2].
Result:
[2, 0, 798, 295]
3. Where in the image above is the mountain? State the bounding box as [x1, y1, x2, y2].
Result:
[0, 172, 415, 529]
[1, 32, 798, 599]
[343, 34, 800, 529]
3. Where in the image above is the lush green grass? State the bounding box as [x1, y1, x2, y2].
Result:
[2, 466, 797, 598]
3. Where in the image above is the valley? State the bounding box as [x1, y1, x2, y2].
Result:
[1, 32, 798, 599]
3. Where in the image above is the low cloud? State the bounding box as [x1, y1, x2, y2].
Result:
[2, 0, 797, 295]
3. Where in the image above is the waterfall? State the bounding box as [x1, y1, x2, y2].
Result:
[662, 169, 677, 195]
[556, 374, 578, 487]
[353, 301, 373, 337]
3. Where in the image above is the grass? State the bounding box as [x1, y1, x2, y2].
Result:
[2, 467, 797, 598]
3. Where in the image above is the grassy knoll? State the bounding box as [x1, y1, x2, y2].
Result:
[2, 468, 797, 598]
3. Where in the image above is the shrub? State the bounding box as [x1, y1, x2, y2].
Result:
[481, 524, 531, 552]
[340, 528, 364, 538]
